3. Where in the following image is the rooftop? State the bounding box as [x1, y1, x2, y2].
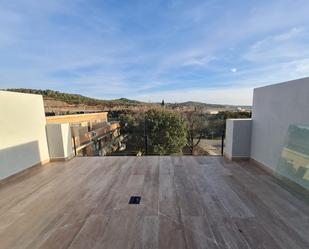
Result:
[46, 112, 108, 124]
[0, 156, 308, 249]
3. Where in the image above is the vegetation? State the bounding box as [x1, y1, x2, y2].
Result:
[203, 111, 252, 139]
[183, 112, 208, 154]
[119, 109, 251, 155]
[119, 112, 145, 153]
[120, 109, 187, 155]
[218, 111, 252, 119]
[145, 109, 187, 155]
[6, 88, 141, 106]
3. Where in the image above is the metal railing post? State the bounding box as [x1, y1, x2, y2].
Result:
[221, 134, 225, 156]
[145, 135, 148, 155]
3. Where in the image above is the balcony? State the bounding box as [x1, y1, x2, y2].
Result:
[45, 113, 124, 157]
[0, 156, 308, 249]
[71, 121, 123, 156]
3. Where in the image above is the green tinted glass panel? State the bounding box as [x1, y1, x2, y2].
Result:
[277, 125, 309, 190]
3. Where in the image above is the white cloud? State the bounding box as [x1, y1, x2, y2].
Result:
[244, 27, 309, 62]
[231, 68, 237, 73]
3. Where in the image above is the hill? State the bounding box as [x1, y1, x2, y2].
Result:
[6, 89, 142, 106]
[167, 101, 231, 109]
[5, 88, 251, 115]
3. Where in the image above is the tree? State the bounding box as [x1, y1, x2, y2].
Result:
[118, 110, 187, 155]
[205, 118, 225, 138]
[119, 113, 145, 153]
[145, 109, 187, 155]
[183, 112, 208, 154]
[204, 111, 252, 139]
[161, 100, 165, 108]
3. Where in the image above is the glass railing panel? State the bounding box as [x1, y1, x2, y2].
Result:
[277, 124, 309, 190]
[69, 111, 229, 157]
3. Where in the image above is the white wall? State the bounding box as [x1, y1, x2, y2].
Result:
[46, 123, 73, 160]
[225, 119, 252, 159]
[0, 91, 49, 180]
[251, 77, 309, 171]
[225, 120, 234, 158]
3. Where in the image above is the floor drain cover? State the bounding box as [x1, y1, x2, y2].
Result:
[129, 196, 141, 204]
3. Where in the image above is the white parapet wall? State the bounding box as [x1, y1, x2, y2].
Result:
[224, 119, 252, 160]
[251, 77, 309, 172]
[0, 91, 50, 180]
[46, 123, 74, 161]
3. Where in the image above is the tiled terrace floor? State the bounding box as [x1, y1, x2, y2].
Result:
[0, 156, 308, 249]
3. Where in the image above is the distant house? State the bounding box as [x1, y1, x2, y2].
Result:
[46, 112, 124, 157]
[206, 109, 219, 115]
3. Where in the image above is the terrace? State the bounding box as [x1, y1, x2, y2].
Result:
[0, 78, 309, 249]
[0, 156, 308, 249]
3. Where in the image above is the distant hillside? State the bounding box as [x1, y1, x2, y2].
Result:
[6, 89, 142, 106]
[167, 101, 231, 109]
[5, 88, 251, 115]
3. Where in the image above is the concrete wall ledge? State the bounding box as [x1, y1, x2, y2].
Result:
[46, 123, 74, 161]
[224, 119, 252, 159]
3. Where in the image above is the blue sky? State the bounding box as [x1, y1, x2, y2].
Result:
[1, 0, 309, 105]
